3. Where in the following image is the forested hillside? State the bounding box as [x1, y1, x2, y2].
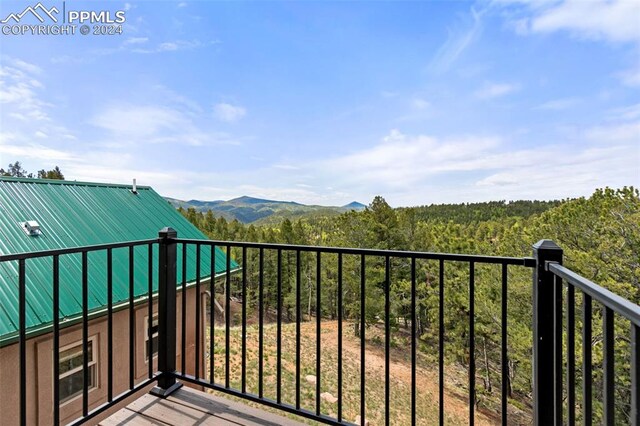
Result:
[399, 199, 562, 224]
[179, 187, 639, 423]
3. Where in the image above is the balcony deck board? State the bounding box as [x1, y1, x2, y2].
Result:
[99, 386, 307, 426]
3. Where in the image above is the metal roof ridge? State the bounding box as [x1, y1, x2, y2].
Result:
[0, 176, 152, 189]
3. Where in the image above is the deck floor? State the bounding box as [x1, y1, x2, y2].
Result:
[99, 387, 307, 426]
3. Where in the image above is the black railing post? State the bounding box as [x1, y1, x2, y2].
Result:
[151, 227, 183, 397]
[532, 240, 563, 426]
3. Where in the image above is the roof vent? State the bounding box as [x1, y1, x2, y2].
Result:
[131, 178, 138, 195]
[21, 220, 41, 236]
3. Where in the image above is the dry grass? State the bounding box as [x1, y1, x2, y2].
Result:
[204, 320, 507, 425]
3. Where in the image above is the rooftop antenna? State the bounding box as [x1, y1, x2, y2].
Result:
[131, 178, 138, 194]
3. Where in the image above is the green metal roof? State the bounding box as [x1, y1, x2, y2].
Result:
[0, 177, 238, 344]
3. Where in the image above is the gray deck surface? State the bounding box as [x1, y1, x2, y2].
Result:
[99, 387, 307, 426]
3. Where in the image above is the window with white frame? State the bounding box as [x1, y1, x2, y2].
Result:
[59, 337, 98, 404]
[145, 314, 159, 361]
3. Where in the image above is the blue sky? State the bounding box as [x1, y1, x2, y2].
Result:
[0, 0, 638, 206]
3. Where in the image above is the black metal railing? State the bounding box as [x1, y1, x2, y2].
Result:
[167, 233, 536, 426]
[0, 238, 160, 426]
[1, 229, 639, 425]
[533, 240, 640, 426]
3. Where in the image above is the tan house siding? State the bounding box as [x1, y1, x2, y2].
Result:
[0, 283, 209, 426]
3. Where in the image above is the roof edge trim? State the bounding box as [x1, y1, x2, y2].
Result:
[0, 267, 242, 348]
[0, 176, 152, 190]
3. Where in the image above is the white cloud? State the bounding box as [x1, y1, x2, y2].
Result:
[9, 59, 42, 75]
[474, 82, 520, 99]
[607, 103, 640, 121]
[322, 129, 502, 188]
[309, 121, 638, 204]
[498, 0, 640, 88]
[412, 98, 430, 109]
[66, 38, 214, 58]
[90, 104, 239, 146]
[0, 142, 77, 162]
[147, 118, 636, 205]
[529, 0, 640, 44]
[501, 0, 640, 44]
[91, 105, 184, 138]
[585, 121, 640, 142]
[0, 61, 52, 122]
[128, 39, 212, 54]
[473, 142, 638, 201]
[158, 42, 178, 51]
[616, 63, 640, 87]
[535, 97, 580, 110]
[273, 164, 300, 170]
[0, 57, 243, 198]
[213, 103, 246, 122]
[429, 6, 485, 73]
[123, 37, 148, 45]
[177, 2, 188, 8]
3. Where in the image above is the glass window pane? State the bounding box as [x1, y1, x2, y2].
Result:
[60, 370, 83, 402]
[151, 336, 158, 356]
[59, 341, 96, 403]
[60, 342, 92, 375]
[59, 365, 95, 403]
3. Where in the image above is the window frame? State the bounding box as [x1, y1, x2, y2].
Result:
[58, 335, 98, 406]
[144, 313, 159, 363]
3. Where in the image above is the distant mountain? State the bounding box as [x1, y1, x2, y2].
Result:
[342, 201, 366, 210]
[228, 196, 303, 206]
[165, 195, 366, 224]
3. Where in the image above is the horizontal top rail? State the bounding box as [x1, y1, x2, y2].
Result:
[0, 238, 159, 262]
[547, 261, 640, 326]
[174, 237, 536, 267]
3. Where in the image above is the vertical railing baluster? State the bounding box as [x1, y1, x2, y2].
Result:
[195, 244, 201, 380]
[411, 257, 416, 426]
[296, 250, 301, 410]
[439, 258, 445, 426]
[567, 284, 576, 426]
[277, 249, 282, 404]
[82, 251, 88, 417]
[632, 323, 639, 426]
[360, 254, 366, 426]
[19, 259, 26, 426]
[469, 261, 475, 426]
[258, 247, 264, 399]
[225, 244, 231, 388]
[210, 244, 215, 384]
[385, 255, 391, 426]
[583, 294, 592, 426]
[242, 246, 247, 394]
[554, 274, 563, 425]
[148, 244, 154, 379]
[501, 263, 508, 426]
[337, 253, 343, 423]
[107, 249, 113, 403]
[316, 251, 322, 416]
[603, 307, 615, 425]
[53, 255, 60, 426]
[129, 246, 135, 390]
[181, 243, 187, 375]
